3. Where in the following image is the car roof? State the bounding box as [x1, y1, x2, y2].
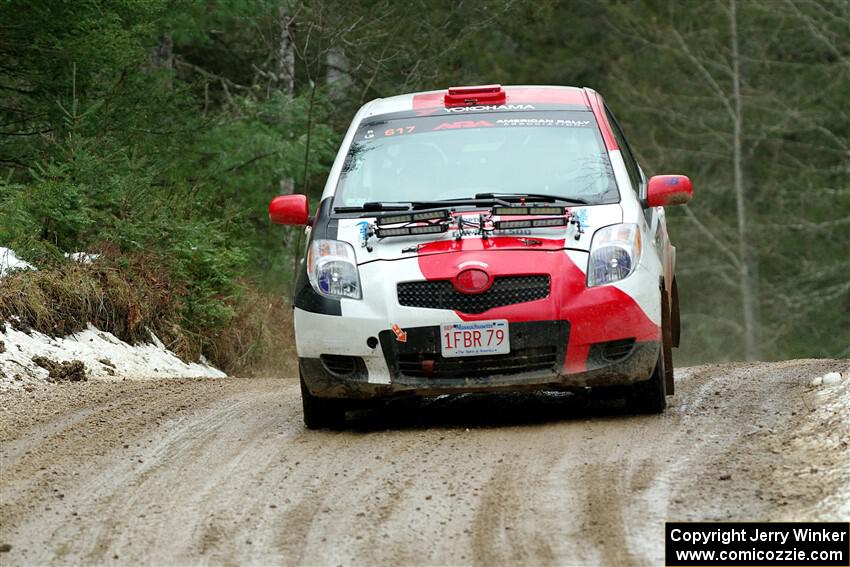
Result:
[361, 85, 594, 118]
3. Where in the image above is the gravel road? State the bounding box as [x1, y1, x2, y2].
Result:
[1, 359, 848, 566]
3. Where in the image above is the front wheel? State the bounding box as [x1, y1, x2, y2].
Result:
[300, 375, 347, 430]
[625, 347, 668, 414]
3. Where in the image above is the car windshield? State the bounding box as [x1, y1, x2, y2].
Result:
[334, 110, 618, 209]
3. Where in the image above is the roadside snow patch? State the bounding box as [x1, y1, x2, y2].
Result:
[812, 371, 845, 387]
[0, 247, 35, 277]
[0, 324, 225, 391]
[796, 365, 850, 517]
[821, 371, 843, 385]
[65, 252, 100, 264]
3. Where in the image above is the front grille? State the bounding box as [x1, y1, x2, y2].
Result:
[397, 275, 550, 314]
[397, 347, 558, 379]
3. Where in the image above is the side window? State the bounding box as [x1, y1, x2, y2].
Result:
[605, 107, 642, 195]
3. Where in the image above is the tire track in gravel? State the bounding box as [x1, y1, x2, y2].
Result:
[1, 359, 847, 566]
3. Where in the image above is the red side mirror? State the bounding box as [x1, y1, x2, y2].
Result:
[269, 194, 309, 226]
[646, 175, 693, 207]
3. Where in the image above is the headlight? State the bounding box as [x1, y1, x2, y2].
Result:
[587, 223, 642, 287]
[307, 239, 362, 299]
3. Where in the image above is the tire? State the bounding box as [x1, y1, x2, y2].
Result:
[626, 290, 669, 414]
[300, 375, 346, 430]
[626, 350, 667, 414]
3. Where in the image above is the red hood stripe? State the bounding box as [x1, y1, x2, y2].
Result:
[414, 240, 659, 373]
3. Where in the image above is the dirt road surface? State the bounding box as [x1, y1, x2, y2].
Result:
[1, 359, 848, 566]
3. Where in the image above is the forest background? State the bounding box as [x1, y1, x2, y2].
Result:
[1, 0, 848, 372]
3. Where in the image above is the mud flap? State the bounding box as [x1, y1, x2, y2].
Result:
[661, 288, 675, 395]
[671, 278, 681, 348]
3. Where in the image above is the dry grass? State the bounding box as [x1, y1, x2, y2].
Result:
[208, 286, 297, 377]
[0, 256, 297, 376]
[0, 255, 182, 346]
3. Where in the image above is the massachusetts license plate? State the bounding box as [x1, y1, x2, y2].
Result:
[440, 320, 510, 358]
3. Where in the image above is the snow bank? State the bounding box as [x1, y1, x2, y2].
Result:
[1, 324, 225, 391]
[811, 370, 847, 386]
[1, 246, 224, 389]
[0, 247, 35, 277]
[799, 366, 850, 517]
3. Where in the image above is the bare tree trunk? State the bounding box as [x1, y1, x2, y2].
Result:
[276, 5, 296, 196]
[325, 48, 352, 101]
[150, 33, 173, 69]
[274, 5, 296, 96]
[148, 33, 173, 89]
[730, 0, 759, 360]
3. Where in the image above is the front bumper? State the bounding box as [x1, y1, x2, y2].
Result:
[294, 248, 663, 400]
[298, 317, 659, 399]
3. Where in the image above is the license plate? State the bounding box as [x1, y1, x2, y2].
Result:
[440, 320, 510, 358]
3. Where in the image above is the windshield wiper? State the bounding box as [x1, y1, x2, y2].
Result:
[333, 201, 418, 213]
[335, 198, 511, 214]
[474, 192, 590, 205]
[334, 193, 589, 215]
[412, 197, 512, 209]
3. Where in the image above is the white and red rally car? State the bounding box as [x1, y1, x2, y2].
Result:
[270, 84, 693, 429]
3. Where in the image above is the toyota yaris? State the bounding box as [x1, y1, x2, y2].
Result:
[270, 84, 693, 429]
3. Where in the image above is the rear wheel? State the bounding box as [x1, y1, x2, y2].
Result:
[300, 375, 346, 430]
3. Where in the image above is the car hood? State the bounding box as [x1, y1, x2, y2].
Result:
[332, 204, 624, 264]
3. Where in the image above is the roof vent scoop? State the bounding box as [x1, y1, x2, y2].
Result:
[444, 84, 506, 107]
